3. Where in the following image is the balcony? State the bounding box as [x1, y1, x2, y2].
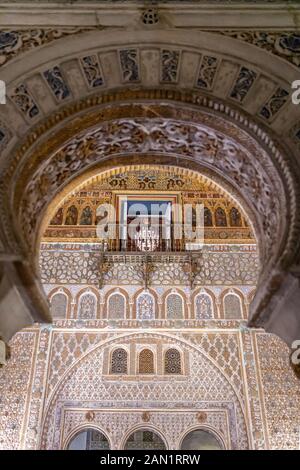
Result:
[98, 222, 204, 253]
[97, 223, 204, 289]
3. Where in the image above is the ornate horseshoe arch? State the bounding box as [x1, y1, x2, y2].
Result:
[0, 29, 300, 346]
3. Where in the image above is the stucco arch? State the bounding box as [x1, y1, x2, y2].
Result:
[103, 287, 130, 320]
[48, 286, 72, 319]
[121, 424, 169, 451]
[74, 287, 100, 320]
[178, 424, 226, 450]
[192, 287, 218, 319]
[162, 288, 188, 320]
[0, 29, 299, 347]
[63, 424, 112, 450]
[220, 288, 247, 320]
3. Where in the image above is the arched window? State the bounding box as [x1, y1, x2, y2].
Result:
[195, 293, 213, 319]
[181, 429, 223, 450]
[68, 429, 110, 450]
[78, 293, 97, 319]
[215, 207, 227, 227]
[111, 348, 128, 374]
[65, 205, 78, 225]
[136, 292, 155, 320]
[124, 430, 166, 450]
[108, 293, 125, 320]
[50, 207, 63, 225]
[224, 293, 242, 319]
[166, 293, 184, 319]
[204, 207, 213, 226]
[50, 292, 67, 319]
[138, 349, 154, 374]
[229, 207, 242, 227]
[80, 206, 93, 225]
[164, 348, 181, 374]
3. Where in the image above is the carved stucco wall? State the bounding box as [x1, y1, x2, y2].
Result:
[1, 29, 300, 267]
[40, 331, 249, 450]
[40, 244, 259, 287]
[1, 25, 300, 347]
[0, 330, 38, 449]
[1, 240, 299, 449]
[1, 6, 300, 450]
[1, 326, 300, 449]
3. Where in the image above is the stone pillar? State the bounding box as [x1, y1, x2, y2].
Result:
[0, 337, 8, 366]
[0, 260, 51, 342]
[249, 267, 300, 348]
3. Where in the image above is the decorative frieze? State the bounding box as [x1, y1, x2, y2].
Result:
[0, 28, 94, 66]
[43, 66, 71, 101]
[39, 245, 259, 286]
[119, 49, 140, 82]
[230, 66, 257, 102]
[1, 29, 299, 74]
[80, 55, 104, 88]
[161, 49, 180, 83]
[196, 55, 219, 90]
[10, 83, 40, 119]
[259, 87, 289, 121]
[221, 31, 300, 69]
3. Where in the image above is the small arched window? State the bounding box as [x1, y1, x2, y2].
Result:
[65, 205, 78, 225]
[164, 348, 181, 374]
[108, 293, 125, 320]
[224, 293, 242, 319]
[68, 429, 110, 450]
[137, 292, 155, 320]
[166, 293, 184, 319]
[215, 207, 227, 227]
[204, 207, 213, 227]
[195, 293, 213, 319]
[111, 348, 128, 374]
[78, 293, 97, 319]
[138, 349, 154, 374]
[50, 292, 67, 319]
[229, 207, 242, 227]
[80, 206, 93, 225]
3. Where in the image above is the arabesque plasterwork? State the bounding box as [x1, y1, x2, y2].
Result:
[1, 326, 299, 450]
[0, 91, 296, 266]
[8, 100, 289, 264]
[1, 9, 300, 452]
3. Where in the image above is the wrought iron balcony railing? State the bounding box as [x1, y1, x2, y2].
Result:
[98, 223, 204, 253]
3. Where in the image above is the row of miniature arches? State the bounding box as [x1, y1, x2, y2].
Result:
[50, 204, 247, 228]
[66, 425, 225, 450]
[108, 346, 182, 376]
[49, 287, 253, 321]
